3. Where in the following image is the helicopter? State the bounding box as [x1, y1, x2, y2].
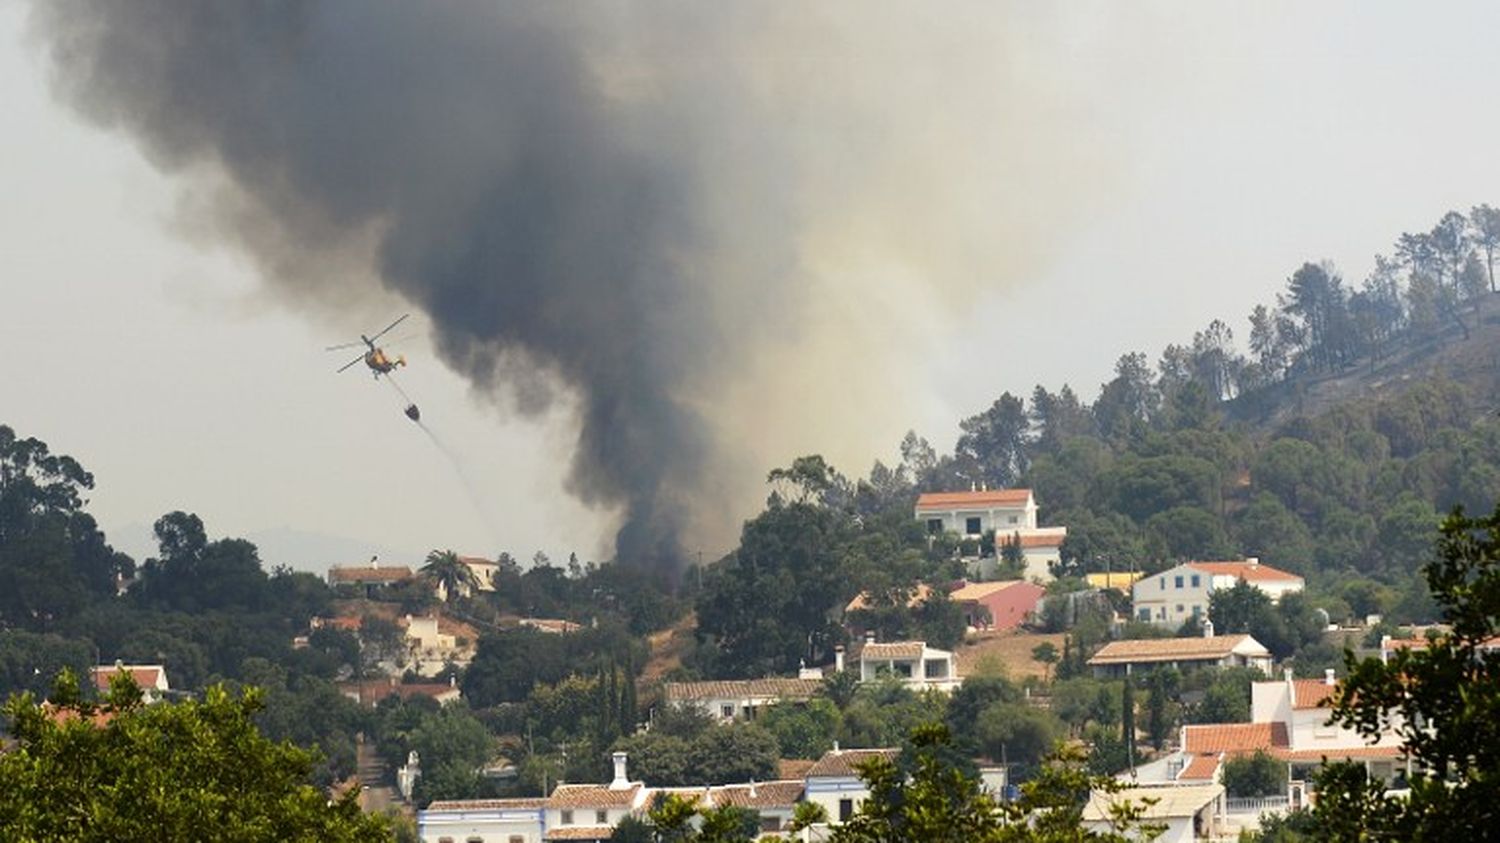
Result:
[327, 314, 421, 421]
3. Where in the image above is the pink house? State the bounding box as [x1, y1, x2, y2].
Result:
[948, 580, 1046, 631]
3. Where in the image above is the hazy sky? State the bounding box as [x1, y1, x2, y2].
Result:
[5, 3, 1500, 572]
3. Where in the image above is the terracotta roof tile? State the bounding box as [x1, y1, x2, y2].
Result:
[916, 490, 1032, 510]
[1187, 561, 1302, 583]
[860, 641, 926, 660]
[948, 581, 1021, 601]
[547, 784, 641, 809]
[92, 665, 166, 691]
[805, 748, 898, 778]
[1178, 754, 1221, 781]
[996, 531, 1066, 549]
[1182, 722, 1289, 754]
[846, 584, 933, 613]
[778, 759, 817, 780]
[1292, 680, 1337, 709]
[1087, 635, 1264, 665]
[711, 781, 804, 809]
[426, 798, 547, 811]
[663, 678, 822, 703]
[1280, 745, 1403, 761]
[328, 566, 413, 583]
[545, 828, 616, 840]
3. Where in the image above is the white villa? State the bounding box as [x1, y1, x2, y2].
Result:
[418, 747, 891, 842]
[803, 748, 898, 824]
[913, 488, 1066, 581]
[433, 555, 501, 601]
[662, 677, 824, 722]
[401, 614, 474, 677]
[1132, 559, 1304, 630]
[1126, 669, 1406, 828]
[857, 636, 960, 692]
[1083, 784, 1227, 843]
[1086, 632, 1273, 679]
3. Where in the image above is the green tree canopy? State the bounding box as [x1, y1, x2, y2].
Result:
[1317, 505, 1500, 839]
[0, 670, 390, 841]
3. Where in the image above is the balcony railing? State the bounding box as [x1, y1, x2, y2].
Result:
[1225, 795, 1289, 814]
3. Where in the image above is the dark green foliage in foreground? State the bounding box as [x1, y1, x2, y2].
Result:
[0, 670, 390, 842]
[829, 723, 1162, 842]
[1316, 505, 1500, 840]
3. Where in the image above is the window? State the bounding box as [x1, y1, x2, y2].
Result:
[561, 810, 574, 825]
[510, 838, 524, 843]
[467, 838, 483, 843]
[927, 518, 943, 534]
[1174, 576, 1184, 589]
[839, 799, 854, 822]
[1191, 574, 1201, 587]
[720, 704, 734, 719]
[1176, 604, 1184, 614]
[1192, 605, 1202, 619]
[596, 810, 608, 824]
[439, 838, 454, 843]
[1137, 608, 1150, 621]
[1007, 515, 1019, 524]
[1159, 577, 1166, 591]
[965, 516, 982, 535]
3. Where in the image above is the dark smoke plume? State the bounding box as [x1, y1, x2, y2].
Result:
[28, 3, 1118, 573]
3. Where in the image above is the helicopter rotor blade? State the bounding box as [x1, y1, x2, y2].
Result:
[336, 353, 366, 373]
[325, 341, 364, 351]
[368, 313, 410, 344]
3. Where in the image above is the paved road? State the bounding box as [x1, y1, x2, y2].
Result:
[357, 738, 397, 814]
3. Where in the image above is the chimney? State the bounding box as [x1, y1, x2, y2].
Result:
[609, 752, 630, 790]
[1202, 619, 1214, 639]
[370, 555, 379, 569]
[835, 645, 846, 673]
[749, 779, 758, 798]
[1324, 668, 1336, 686]
[1245, 557, 1259, 568]
[832, 740, 840, 753]
[864, 630, 876, 646]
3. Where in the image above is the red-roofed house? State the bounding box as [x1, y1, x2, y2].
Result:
[1132, 558, 1304, 630]
[327, 558, 413, 597]
[913, 489, 1067, 581]
[1133, 668, 1407, 816]
[92, 663, 170, 704]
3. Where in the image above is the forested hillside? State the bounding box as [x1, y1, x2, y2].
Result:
[691, 205, 1500, 677]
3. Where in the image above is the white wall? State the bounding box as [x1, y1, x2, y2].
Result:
[419, 808, 544, 843]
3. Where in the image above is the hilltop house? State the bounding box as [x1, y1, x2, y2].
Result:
[401, 614, 475, 677]
[92, 663, 171, 704]
[1086, 631, 1273, 679]
[431, 555, 501, 601]
[1132, 559, 1304, 630]
[913, 489, 1066, 581]
[327, 558, 413, 597]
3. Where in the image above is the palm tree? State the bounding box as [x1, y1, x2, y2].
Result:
[420, 549, 478, 603]
[789, 801, 829, 842]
